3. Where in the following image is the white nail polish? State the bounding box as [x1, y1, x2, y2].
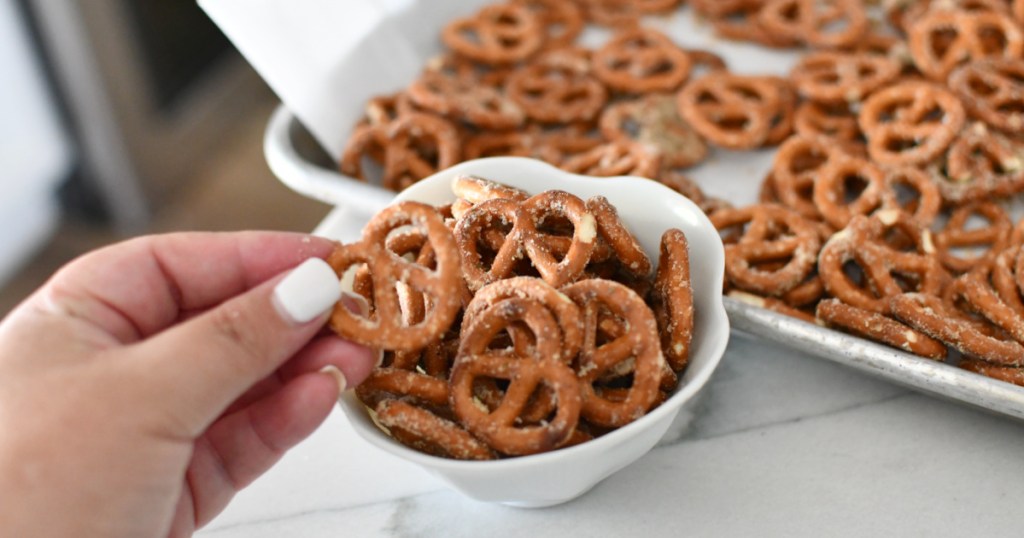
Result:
[273, 258, 341, 324]
[319, 365, 348, 393]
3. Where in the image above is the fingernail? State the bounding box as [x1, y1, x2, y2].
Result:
[339, 291, 370, 317]
[272, 258, 341, 325]
[319, 365, 348, 393]
[375, 349, 385, 368]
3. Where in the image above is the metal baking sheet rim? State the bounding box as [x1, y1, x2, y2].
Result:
[265, 105, 1024, 423]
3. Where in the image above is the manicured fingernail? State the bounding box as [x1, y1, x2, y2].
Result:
[319, 365, 348, 393]
[339, 291, 370, 317]
[272, 258, 341, 325]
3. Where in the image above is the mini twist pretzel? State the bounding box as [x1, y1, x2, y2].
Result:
[793, 101, 863, 148]
[878, 166, 942, 228]
[599, 93, 708, 169]
[562, 279, 666, 428]
[455, 190, 598, 290]
[461, 276, 584, 363]
[818, 210, 948, 313]
[816, 298, 947, 359]
[587, 195, 652, 278]
[442, 4, 543, 65]
[960, 359, 1024, 387]
[505, 49, 608, 124]
[355, 367, 450, 413]
[858, 81, 966, 167]
[711, 204, 822, 296]
[678, 73, 784, 150]
[954, 263, 1024, 344]
[407, 68, 525, 130]
[949, 59, 1024, 135]
[811, 153, 886, 229]
[934, 201, 1012, 274]
[375, 399, 497, 461]
[790, 51, 901, 104]
[511, 0, 584, 49]
[451, 298, 582, 455]
[560, 141, 661, 179]
[328, 202, 463, 351]
[771, 134, 840, 220]
[451, 174, 529, 205]
[340, 113, 460, 191]
[760, 0, 869, 50]
[651, 228, 694, 372]
[908, 9, 1024, 82]
[592, 27, 692, 93]
[990, 245, 1024, 318]
[891, 292, 1024, 366]
[935, 123, 1024, 204]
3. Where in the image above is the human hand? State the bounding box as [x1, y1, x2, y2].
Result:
[0, 232, 376, 537]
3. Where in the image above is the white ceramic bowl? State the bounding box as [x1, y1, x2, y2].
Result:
[337, 157, 729, 507]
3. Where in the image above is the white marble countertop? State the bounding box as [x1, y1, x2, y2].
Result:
[197, 208, 1024, 538]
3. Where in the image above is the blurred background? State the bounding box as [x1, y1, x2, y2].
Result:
[0, 0, 328, 315]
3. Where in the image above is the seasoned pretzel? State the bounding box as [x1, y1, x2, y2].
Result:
[879, 166, 943, 228]
[908, 9, 1024, 82]
[592, 27, 692, 93]
[560, 141, 661, 178]
[934, 201, 1012, 274]
[711, 204, 822, 296]
[960, 359, 1024, 387]
[461, 276, 584, 362]
[356, 368, 450, 412]
[563, 279, 666, 428]
[375, 399, 496, 461]
[407, 68, 525, 130]
[599, 94, 709, 169]
[451, 175, 529, 204]
[651, 228, 694, 371]
[770, 134, 838, 220]
[935, 123, 1024, 204]
[511, 0, 584, 49]
[340, 113, 461, 191]
[858, 81, 966, 166]
[727, 289, 817, 324]
[949, 59, 1024, 135]
[455, 190, 598, 290]
[793, 101, 863, 148]
[790, 52, 901, 104]
[451, 298, 582, 455]
[760, 0, 868, 50]
[954, 263, 1024, 344]
[587, 196, 652, 278]
[328, 202, 463, 351]
[891, 292, 1024, 365]
[711, 1, 802, 49]
[505, 49, 608, 124]
[442, 4, 543, 64]
[816, 298, 947, 359]
[811, 153, 886, 229]
[678, 73, 783, 149]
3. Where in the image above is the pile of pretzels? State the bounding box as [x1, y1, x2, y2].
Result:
[326, 176, 694, 459]
[338, 0, 1024, 388]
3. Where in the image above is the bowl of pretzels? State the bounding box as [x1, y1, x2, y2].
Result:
[323, 157, 728, 507]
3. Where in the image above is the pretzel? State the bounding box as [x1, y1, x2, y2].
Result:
[592, 27, 692, 93]
[505, 49, 608, 124]
[793, 101, 863, 148]
[727, 289, 817, 324]
[858, 81, 966, 166]
[587, 195, 653, 278]
[451, 174, 529, 204]
[678, 73, 783, 150]
[953, 263, 1024, 344]
[560, 141, 661, 178]
[934, 123, 1024, 204]
[577, 0, 643, 27]
[878, 166, 942, 228]
[816, 298, 947, 359]
[949, 59, 1024, 135]
[511, 0, 584, 50]
[764, 77, 797, 147]
[790, 52, 901, 104]
[375, 399, 497, 460]
[908, 9, 1023, 82]
[451, 298, 582, 455]
[711, 1, 801, 49]
[770, 134, 838, 220]
[959, 359, 1024, 387]
[355, 367, 450, 412]
[599, 94, 709, 169]
[811, 153, 886, 229]
[461, 276, 584, 363]
[934, 201, 1012, 274]
[818, 210, 948, 313]
[989, 246, 1024, 319]
[328, 202, 463, 351]
[455, 190, 597, 290]
[562, 279, 666, 428]
[442, 4, 543, 64]
[891, 292, 1024, 366]
[711, 204, 822, 296]
[340, 113, 461, 192]
[650, 229, 694, 371]
[407, 68, 525, 130]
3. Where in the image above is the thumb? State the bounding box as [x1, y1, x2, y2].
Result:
[126, 258, 348, 435]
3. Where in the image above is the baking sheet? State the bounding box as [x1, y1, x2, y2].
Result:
[215, 3, 1024, 419]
